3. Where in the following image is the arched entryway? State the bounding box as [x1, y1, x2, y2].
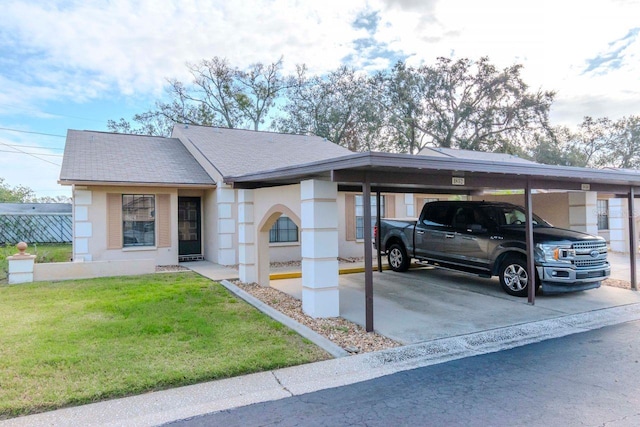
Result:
[256, 204, 301, 287]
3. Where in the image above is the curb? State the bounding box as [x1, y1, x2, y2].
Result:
[269, 263, 428, 280]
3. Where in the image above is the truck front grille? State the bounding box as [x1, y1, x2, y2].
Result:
[572, 241, 607, 251]
[572, 241, 608, 269]
[575, 259, 607, 268]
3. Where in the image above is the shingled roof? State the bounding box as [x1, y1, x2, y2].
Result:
[59, 130, 215, 186]
[418, 146, 536, 164]
[171, 125, 352, 178]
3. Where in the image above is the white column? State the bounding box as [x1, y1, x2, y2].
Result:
[301, 179, 339, 318]
[216, 185, 236, 265]
[8, 243, 36, 284]
[569, 191, 598, 236]
[73, 188, 92, 261]
[237, 189, 256, 283]
[609, 198, 627, 253]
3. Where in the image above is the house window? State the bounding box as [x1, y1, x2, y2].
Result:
[597, 199, 609, 230]
[356, 195, 385, 239]
[122, 195, 155, 247]
[269, 215, 298, 243]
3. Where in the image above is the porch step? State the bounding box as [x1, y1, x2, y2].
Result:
[179, 255, 204, 262]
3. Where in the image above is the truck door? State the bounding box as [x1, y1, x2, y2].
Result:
[446, 206, 491, 270]
[414, 203, 455, 261]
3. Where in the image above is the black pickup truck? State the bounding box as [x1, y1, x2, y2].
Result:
[375, 201, 610, 296]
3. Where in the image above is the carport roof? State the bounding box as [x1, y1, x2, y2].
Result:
[225, 151, 640, 193]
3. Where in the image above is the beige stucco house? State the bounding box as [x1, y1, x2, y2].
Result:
[59, 125, 408, 270]
[59, 124, 640, 318]
[59, 125, 626, 270]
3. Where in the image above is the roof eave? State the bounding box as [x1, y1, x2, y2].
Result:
[58, 179, 217, 189]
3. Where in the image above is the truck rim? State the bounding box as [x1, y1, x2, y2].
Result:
[389, 248, 403, 268]
[503, 263, 528, 292]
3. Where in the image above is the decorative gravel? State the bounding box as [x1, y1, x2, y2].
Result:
[603, 278, 632, 289]
[234, 280, 401, 354]
[156, 265, 190, 272]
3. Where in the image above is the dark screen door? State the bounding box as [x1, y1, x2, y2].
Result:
[178, 197, 201, 256]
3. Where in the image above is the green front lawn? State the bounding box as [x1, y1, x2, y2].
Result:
[0, 272, 328, 418]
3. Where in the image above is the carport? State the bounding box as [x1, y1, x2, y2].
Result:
[226, 151, 640, 332]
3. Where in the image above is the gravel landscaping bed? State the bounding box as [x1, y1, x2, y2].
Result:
[234, 280, 401, 354]
[603, 278, 632, 289]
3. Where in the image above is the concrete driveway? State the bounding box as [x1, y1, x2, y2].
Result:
[271, 266, 640, 344]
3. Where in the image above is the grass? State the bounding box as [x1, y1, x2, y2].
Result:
[0, 272, 328, 418]
[0, 243, 72, 283]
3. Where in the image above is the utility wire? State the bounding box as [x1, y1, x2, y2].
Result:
[1, 143, 64, 151]
[0, 102, 105, 123]
[0, 149, 63, 157]
[0, 140, 61, 166]
[0, 127, 66, 138]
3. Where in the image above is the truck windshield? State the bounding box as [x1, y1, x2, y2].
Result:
[497, 206, 549, 227]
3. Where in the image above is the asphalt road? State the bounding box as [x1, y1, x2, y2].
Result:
[167, 320, 640, 427]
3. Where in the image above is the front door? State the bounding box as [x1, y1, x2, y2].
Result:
[178, 197, 201, 258]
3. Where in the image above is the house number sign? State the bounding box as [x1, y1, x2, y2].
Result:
[452, 177, 465, 186]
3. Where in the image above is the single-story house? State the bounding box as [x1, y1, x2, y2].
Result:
[59, 124, 640, 318]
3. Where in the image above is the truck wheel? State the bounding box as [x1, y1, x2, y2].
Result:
[388, 243, 410, 272]
[498, 257, 533, 297]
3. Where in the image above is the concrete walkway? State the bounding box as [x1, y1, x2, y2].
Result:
[4, 257, 640, 427]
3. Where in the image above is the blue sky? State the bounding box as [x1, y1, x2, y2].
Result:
[1, 0, 639, 198]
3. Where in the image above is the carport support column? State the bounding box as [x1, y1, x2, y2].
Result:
[525, 179, 536, 305]
[238, 190, 257, 283]
[629, 187, 637, 291]
[300, 179, 339, 318]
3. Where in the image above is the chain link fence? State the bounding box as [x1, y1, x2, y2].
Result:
[0, 214, 72, 244]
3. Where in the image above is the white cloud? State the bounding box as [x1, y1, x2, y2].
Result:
[0, 0, 638, 126]
[371, 0, 640, 124]
[0, 0, 369, 97]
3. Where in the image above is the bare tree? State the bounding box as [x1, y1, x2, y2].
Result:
[108, 57, 288, 135]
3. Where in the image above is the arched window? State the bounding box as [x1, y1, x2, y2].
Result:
[269, 215, 298, 243]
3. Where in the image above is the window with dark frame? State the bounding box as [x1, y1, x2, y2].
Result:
[356, 195, 385, 240]
[597, 199, 609, 230]
[269, 215, 298, 243]
[122, 194, 155, 247]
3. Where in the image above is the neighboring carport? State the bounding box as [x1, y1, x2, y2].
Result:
[226, 151, 640, 332]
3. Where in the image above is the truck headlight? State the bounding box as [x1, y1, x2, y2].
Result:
[535, 243, 574, 263]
